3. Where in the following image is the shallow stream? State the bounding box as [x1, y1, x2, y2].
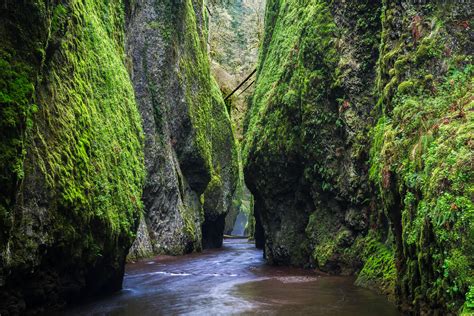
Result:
[66, 239, 400, 315]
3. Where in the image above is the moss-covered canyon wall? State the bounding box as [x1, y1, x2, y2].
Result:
[126, 0, 238, 257]
[244, 0, 473, 314]
[371, 2, 473, 313]
[0, 0, 472, 314]
[0, 0, 145, 313]
[0, 0, 237, 313]
[245, 0, 382, 268]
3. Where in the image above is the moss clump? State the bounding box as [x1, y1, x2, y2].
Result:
[397, 80, 415, 94]
[0, 55, 37, 247]
[0, 1, 50, 252]
[354, 236, 396, 299]
[462, 286, 474, 315]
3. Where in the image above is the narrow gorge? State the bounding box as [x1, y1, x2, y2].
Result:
[0, 0, 472, 315]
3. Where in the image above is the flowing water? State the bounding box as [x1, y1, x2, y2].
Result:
[65, 239, 400, 315]
[231, 212, 248, 236]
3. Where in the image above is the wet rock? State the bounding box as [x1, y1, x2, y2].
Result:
[344, 208, 367, 231]
[126, 0, 238, 256]
[0, 0, 145, 313]
[244, 0, 382, 269]
[244, 0, 473, 314]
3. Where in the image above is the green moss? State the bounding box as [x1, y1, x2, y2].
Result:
[1, 0, 146, 278]
[180, 1, 227, 176]
[312, 229, 352, 269]
[0, 2, 50, 252]
[175, 0, 238, 245]
[355, 236, 396, 298]
[244, 1, 339, 165]
[179, 201, 198, 244]
[0, 54, 36, 183]
[306, 210, 342, 269]
[51, 4, 67, 34]
[462, 286, 474, 315]
[414, 36, 443, 63]
[179, 0, 237, 178]
[397, 80, 415, 94]
[371, 2, 473, 311]
[37, 0, 144, 237]
[373, 64, 473, 311]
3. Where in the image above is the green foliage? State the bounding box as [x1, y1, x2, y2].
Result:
[0, 54, 36, 183]
[462, 286, 474, 315]
[0, 55, 36, 250]
[306, 210, 340, 268]
[354, 235, 396, 298]
[51, 4, 68, 34]
[397, 80, 415, 94]
[0, 1, 50, 250]
[370, 2, 473, 311]
[372, 65, 473, 311]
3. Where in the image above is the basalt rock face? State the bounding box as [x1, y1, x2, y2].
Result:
[126, 0, 238, 256]
[244, 0, 473, 314]
[244, 0, 382, 268]
[0, 0, 145, 314]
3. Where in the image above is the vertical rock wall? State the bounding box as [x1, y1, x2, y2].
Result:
[0, 0, 145, 313]
[126, 0, 238, 257]
[244, 0, 473, 314]
[244, 0, 382, 268]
